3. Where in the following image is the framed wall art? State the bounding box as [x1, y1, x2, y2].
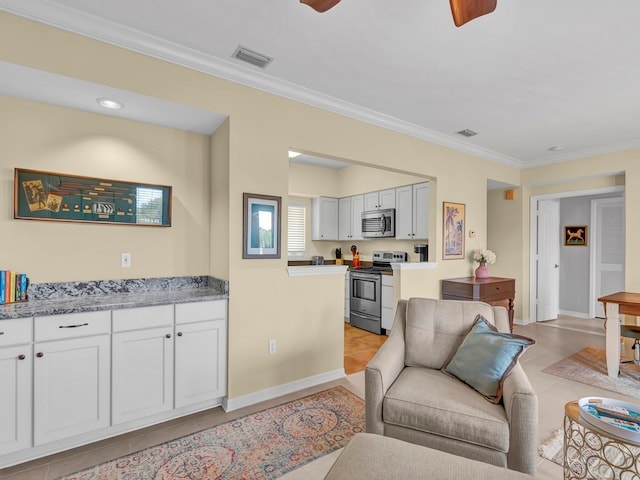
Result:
[564, 225, 588, 246]
[443, 201, 465, 260]
[243, 193, 281, 259]
[14, 168, 172, 226]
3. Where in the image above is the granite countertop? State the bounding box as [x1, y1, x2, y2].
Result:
[0, 276, 228, 320]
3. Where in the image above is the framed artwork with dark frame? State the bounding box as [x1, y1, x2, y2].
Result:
[14, 168, 172, 226]
[243, 193, 282, 259]
[564, 225, 588, 246]
[443, 201, 465, 260]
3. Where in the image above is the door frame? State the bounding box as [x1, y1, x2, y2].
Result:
[528, 185, 624, 324]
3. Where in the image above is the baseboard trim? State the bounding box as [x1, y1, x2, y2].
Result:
[558, 309, 590, 319]
[222, 368, 346, 412]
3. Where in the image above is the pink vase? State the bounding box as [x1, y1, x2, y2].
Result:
[475, 263, 490, 279]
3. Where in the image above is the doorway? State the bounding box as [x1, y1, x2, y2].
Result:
[529, 186, 625, 323]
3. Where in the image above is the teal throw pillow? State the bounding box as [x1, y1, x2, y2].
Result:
[443, 315, 535, 403]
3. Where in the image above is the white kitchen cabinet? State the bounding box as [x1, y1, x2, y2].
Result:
[344, 271, 350, 321]
[33, 311, 111, 446]
[112, 305, 174, 425]
[338, 195, 364, 241]
[381, 275, 395, 331]
[395, 182, 429, 240]
[364, 189, 395, 210]
[0, 319, 32, 456]
[312, 196, 338, 240]
[174, 300, 227, 408]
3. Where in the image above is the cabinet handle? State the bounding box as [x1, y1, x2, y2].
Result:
[18, 354, 26, 360]
[58, 323, 89, 329]
[177, 332, 183, 337]
[165, 334, 172, 339]
[36, 352, 44, 358]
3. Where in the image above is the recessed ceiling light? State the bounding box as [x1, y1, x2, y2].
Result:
[97, 97, 124, 110]
[456, 129, 477, 137]
[548, 146, 564, 152]
[288, 151, 301, 158]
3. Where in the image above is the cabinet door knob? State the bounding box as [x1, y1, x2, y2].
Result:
[177, 332, 183, 337]
[36, 352, 44, 358]
[18, 354, 26, 360]
[165, 334, 172, 339]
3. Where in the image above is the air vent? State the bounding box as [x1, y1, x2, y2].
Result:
[456, 129, 478, 137]
[232, 46, 273, 69]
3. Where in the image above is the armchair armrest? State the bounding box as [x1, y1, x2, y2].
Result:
[502, 363, 538, 475]
[365, 300, 407, 435]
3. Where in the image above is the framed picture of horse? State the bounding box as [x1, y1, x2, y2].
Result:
[564, 225, 587, 246]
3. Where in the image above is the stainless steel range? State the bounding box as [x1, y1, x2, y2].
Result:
[350, 251, 406, 335]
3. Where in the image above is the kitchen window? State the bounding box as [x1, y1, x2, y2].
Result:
[288, 202, 306, 258]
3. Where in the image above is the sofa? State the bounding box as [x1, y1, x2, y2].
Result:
[324, 433, 535, 480]
[365, 298, 538, 475]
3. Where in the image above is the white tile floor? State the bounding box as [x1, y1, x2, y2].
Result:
[1, 315, 622, 480]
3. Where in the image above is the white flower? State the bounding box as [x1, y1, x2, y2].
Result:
[472, 249, 496, 265]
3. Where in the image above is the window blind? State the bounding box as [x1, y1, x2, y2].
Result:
[288, 203, 306, 257]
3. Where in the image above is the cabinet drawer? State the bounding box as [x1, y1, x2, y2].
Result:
[175, 300, 226, 325]
[35, 311, 110, 342]
[112, 304, 174, 332]
[478, 281, 515, 299]
[0, 318, 33, 346]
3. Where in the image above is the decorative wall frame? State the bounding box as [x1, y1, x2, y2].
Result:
[14, 168, 172, 226]
[243, 193, 281, 259]
[564, 225, 588, 246]
[443, 201, 465, 259]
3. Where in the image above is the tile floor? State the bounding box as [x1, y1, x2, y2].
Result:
[1, 315, 625, 480]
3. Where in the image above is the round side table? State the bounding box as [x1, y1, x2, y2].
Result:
[564, 401, 640, 479]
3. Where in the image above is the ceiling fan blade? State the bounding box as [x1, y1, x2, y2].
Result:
[450, 0, 497, 27]
[300, 0, 341, 13]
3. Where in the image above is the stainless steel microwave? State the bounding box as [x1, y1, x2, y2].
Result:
[362, 208, 395, 238]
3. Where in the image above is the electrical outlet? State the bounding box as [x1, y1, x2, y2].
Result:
[121, 252, 132, 268]
[268, 339, 277, 354]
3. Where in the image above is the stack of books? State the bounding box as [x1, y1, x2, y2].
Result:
[0, 271, 29, 304]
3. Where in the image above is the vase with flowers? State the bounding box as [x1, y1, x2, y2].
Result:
[472, 249, 496, 279]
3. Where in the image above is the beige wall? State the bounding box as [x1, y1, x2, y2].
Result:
[4, 12, 639, 401]
[0, 95, 211, 283]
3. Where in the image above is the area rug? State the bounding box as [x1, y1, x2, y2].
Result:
[538, 428, 564, 466]
[542, 346, 640, 398]
[58, 386, 364, 480]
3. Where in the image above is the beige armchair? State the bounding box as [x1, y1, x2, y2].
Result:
[365, 298, 537, 475]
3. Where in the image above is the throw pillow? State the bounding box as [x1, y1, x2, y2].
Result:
[443, 314, 535, 403]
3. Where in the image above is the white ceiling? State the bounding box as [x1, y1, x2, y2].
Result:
[1, 0, 640, 169]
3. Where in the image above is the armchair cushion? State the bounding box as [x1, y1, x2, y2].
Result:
[443, 315, 535, 403]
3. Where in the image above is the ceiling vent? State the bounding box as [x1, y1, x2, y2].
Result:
[456, 129, 478, 137]
[232, 45, 273, 69]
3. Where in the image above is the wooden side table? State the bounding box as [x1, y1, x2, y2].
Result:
[564, 401, 640, 479]
[441, 276, 515, 331]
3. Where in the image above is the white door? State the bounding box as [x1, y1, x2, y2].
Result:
[175, 319, 227, 408]
[412, 182, 429, 240]
[350, 195, 364, 240]
[379, 189, 396, 209]
[338, 197, 352, 240]
[592, 197, 625, 318]
[0, 344, 32, 455]
[33, 335, 110, 445]
[112, 327, 174, 424]
[536, 200, 560, 321]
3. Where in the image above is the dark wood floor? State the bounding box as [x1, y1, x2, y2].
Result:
[344, 323, 387, 374]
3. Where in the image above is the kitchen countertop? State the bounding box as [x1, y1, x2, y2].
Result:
[0, 276, 228, 320]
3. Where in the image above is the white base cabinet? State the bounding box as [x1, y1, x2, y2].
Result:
[175, 300, 227, 408]
[381, 275, 395, 331]
[0, 299, 228, 469]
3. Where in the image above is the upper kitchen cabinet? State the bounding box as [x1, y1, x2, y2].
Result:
[364, 189, 396, 211]
[312, 197, 339, 240]
[396, 182, 429, 240]
[339, 195, 364, 241]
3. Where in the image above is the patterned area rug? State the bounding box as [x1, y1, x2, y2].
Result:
[58, 386, 364, 480]
[538, 428, 563, 466]
[542, 346, 640, 398]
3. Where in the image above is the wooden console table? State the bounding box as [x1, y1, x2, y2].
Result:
[598, 292, 640, 378]
[441, 277, 515, 331]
